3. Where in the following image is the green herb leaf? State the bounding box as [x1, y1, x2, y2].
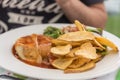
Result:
[43, 26, 63, 38]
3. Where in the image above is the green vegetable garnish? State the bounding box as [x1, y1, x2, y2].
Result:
[96, 46, 108, 56]
[87, 27, 103, 35]
[43, 26, 63, 38]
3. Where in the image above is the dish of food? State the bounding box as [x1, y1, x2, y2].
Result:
[0, 21, 120, 80]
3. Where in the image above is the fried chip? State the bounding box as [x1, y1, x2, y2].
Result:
[74, 20, 86, 31]
[51, 57, 74, 70]
[52, 39, 70, 46]
[52, 39, 91, 47]
[68, 57, 91, 69]
[51, 44, 72, 56]
[58, 31, 95, 42]
[64, 62, 95, 73]
[66, 47, 81, 57]
[92, 39, 106, 50]
[95, 37, 118, 52]
[91, 54, 103, 63]
[75, 42, 98, 59]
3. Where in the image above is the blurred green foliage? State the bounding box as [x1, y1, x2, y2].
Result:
[116, 69, 120, 80]
[105, 13, 120, 80]
[105, 14, 120, 37]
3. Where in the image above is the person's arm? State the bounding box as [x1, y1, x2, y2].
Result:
[56, 0, 107, 29]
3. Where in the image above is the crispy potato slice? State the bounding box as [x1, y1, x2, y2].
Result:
[75, 42, 98, 59]
[74, 20, 86, 31]
[52, 39, 91, 47]
[64, 62, 95, 73]
[94, 46, 104, 51]
[58, 31, 95, 42]
[91, 54, 103, 63]
[51, 44, 72, 56]
[95, 37, 118, 52]
[92, 39, 105, 50]
[52, 39, 70, 46]
[66, 47, 81, 57]
[51, 57, 74, 70]
[68, 57, 91, 69]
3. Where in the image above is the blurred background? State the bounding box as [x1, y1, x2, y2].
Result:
[104, 0, 120, 37]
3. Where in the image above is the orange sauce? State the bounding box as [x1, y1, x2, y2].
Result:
[12, 45, 55, 69]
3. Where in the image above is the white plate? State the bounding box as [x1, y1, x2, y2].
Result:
[0, 24, 120, 80]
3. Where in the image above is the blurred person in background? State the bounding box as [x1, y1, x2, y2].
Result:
[0, 0, 107, 34]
